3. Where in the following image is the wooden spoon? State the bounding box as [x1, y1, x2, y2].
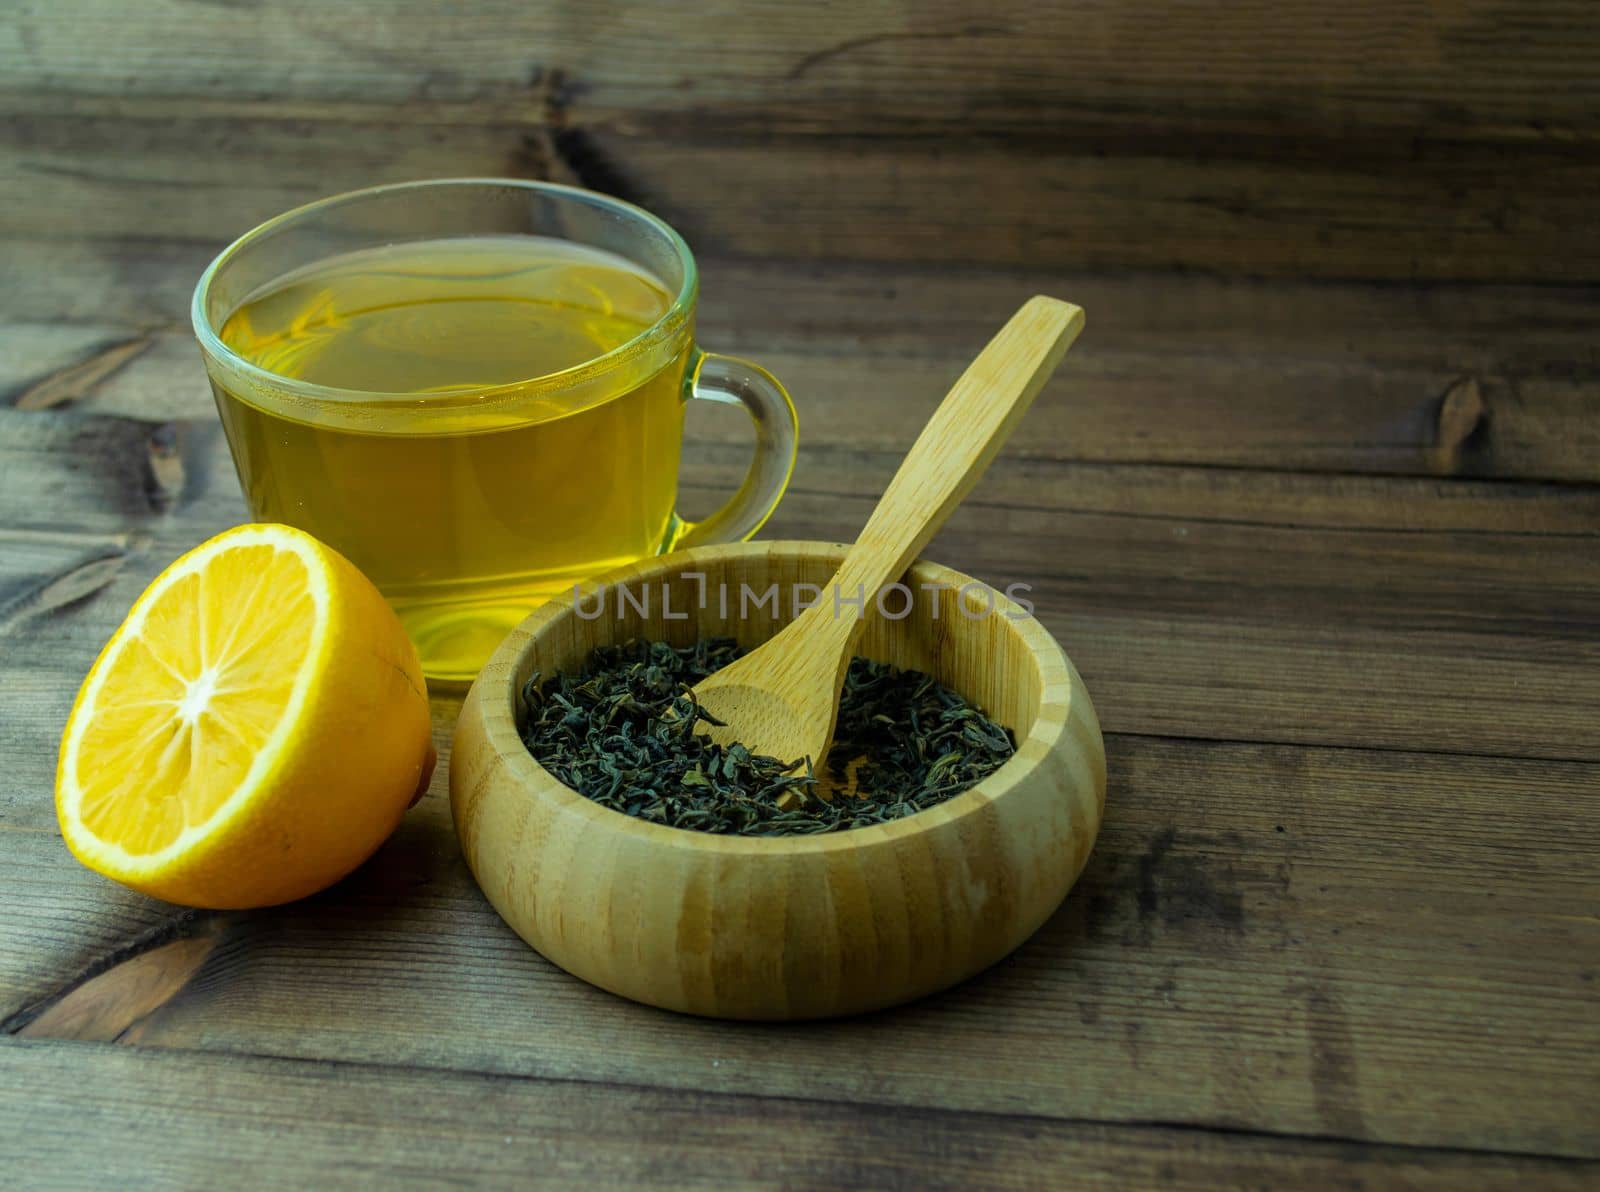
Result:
[692, 295, 1085, 781]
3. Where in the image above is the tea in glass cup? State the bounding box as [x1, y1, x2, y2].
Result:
[193, 180, 798, 684]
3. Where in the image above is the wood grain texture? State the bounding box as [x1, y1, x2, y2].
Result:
[5, 249, 1597, 484]
[8, 731, 1597, 1157]
[13, 239, 1600, 377]
[8, 400, 1600, 546]
[3, 219, 1597, 1180]
[2, 408, 1596, 765]
[14, 928, 222, 1041]
[5, 1041, 1595, 1191]
[5, 109, 1597, 282]
[6, 0, 1598, 141]
[15, 239, 1600, 380]
[8, 3, 1599, 286]
[454, 544, 1106, 1019]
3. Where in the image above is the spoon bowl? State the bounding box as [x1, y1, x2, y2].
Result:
[450, 541, 1106, 1020]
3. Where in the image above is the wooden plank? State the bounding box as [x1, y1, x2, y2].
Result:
[690, 356, 1600, 486]
[2, 243, 1593, 1164]
[5, 110, 1598, 282]
[0, 412, 177, 535]
[17, 403, 1590, 691]
[20, 399, 1599, 547]
[762, 478, 1600, 647]
[6, 530, 1597, 766]
[5, 733, 1597, 1158]
[0, 405, 219, 512]
[605, 132, 1600, 284]
[0, 530, 128, 639]
[2, 406, 1596, 760]
[5, 246, 1597, 483]
[763, 484, 1600, 760]
[694, 448, 1600, 537]
[3, 453, 1593, 1151]
[12, 241, 1600, 376]
[8, 378, 1596, 539]
[6, 0, 1599, 142]
[0, 239, 211, 326]
[4, 1042, 1593, 1190]
[15, 328, 1597, 486]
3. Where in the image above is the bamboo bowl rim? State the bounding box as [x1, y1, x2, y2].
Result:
[465, 540, 1079, 858]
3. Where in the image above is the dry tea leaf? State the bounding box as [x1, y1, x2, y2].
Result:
[520, 637, 1015, 837]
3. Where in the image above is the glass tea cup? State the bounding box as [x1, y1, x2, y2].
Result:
[192, 178, 797, 685]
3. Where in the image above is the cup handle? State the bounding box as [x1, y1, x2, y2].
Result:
[671, 349, 799, 549]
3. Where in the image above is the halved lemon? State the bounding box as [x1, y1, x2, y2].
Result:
[56, 523, 435, 908]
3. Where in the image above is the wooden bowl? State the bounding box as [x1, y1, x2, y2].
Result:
[450, 542, 1105, 1020]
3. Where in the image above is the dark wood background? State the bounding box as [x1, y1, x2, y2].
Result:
[2, 2, 1596, 1187]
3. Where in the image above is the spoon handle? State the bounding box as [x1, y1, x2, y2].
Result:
[830, 295, 1084, 609]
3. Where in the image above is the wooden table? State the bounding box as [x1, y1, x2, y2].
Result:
[3, 4, 1597, 1187]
